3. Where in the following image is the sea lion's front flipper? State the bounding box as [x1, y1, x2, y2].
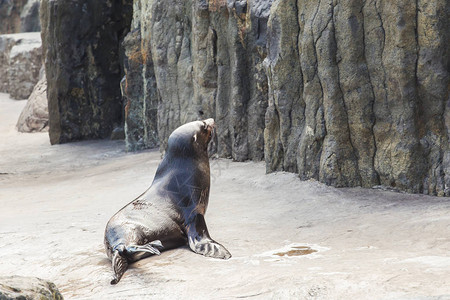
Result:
[187, 214, 231, 259]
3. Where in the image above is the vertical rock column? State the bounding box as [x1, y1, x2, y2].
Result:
[264, 0, 450, 195]
[264, 0, 303, 173]
[40, 0, 132, 144]
[415, 0, 450, 196]
[121, 0, 159, 151]
[123, 0, 271, 160]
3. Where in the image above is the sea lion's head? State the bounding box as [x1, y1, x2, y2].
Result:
[167, 118, 215, 157]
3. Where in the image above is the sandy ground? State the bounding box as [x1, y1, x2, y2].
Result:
[1, 93, 450, 300]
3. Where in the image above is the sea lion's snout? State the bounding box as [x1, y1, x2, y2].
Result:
[202, 118, 215, 145]
[202, 118, 215, 137]
[203, 118, 215, 130]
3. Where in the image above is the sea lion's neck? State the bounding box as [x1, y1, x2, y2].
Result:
[153, 153, 210, 187]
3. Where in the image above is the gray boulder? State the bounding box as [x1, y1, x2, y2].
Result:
[0, 32, 42, 100]
[0, 276, 63, 300]
[16, 69, 48, 132]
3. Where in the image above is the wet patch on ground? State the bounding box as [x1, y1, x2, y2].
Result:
[274, 246, 318, 257]
[257, 243, 329, 260]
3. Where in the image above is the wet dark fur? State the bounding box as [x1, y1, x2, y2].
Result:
[104, 119, 231, 284]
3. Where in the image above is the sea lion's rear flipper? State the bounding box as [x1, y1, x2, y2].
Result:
[110, 241, 163, 284]
[126, 240, 164, 255]
[111, 249, 128, 285]
[187, 214, 231, 259]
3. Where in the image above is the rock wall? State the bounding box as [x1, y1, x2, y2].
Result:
[122, 0, 449, 195]
[20, 0, 41, 32]
[40, 0, 133, 144]
[122, 0, 271, 159]
[42, 0, 449, 195]
[0, 0, 40, 34]
[264, 0, 450, 195]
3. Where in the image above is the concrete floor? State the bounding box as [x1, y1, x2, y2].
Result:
[1, 93, 449, 299]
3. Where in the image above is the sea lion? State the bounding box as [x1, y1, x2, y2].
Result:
[104, 118, 231, 284]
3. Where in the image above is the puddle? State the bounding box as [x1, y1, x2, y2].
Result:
[274, 246, 318, 257]
[256, 243, 329, 261]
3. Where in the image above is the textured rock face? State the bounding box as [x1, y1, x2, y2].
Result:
[20, 0, 41, 32]
[0, 0, 40, 34]
[40, 0, 133, 144]
[42, 0, 449, 195]
[17, 69, 48, 132]
[0, 276, 63, 300]
[263, 0, 450, 196]
[0, 32, 42, 100]
[122, 0, 448, 195]
[121, 23, 159, 151]
[123, 0, 271, 158]
[0, 0, 26, 34]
